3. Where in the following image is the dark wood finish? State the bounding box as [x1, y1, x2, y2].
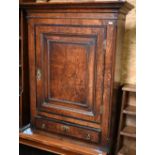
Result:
[19, 9, 23, 127]
[19, 9, 30, 128]
[35, 116, 101, 143]
[19, 1, 133, 155]
[33, 25, 104, 123]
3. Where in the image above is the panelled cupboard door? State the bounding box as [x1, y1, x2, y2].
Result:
[36, 25, 105, 123]
[28, 13, 115, 144]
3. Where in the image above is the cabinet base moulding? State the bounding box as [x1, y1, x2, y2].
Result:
[20, 127, 108, 155]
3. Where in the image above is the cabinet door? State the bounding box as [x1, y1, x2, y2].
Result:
[28, 16, 107, 129]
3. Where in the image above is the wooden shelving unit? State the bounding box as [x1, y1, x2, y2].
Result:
[118, 146, 136, 155]
[123, 105, 136, 115]
[120, 126, 136, 138]
[116, 84, 136, 155]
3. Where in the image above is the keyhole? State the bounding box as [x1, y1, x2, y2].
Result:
[37, 69, 41, 80]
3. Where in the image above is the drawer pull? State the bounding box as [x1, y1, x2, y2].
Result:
[41, 123, 46, 129]
[86, 134, 91, 140]
[61, 125, 69, 133]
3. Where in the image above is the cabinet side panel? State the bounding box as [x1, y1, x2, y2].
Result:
[115, 20, 125, 85]
[20, 9, 30, 127]
[102, 23, 117, 145]
[109, 19, 126, 154]
[28, 20, 37, 125]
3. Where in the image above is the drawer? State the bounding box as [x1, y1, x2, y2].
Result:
[35, 117, 101, 143]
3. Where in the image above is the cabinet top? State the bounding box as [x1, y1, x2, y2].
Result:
[20, 0, 133, 14]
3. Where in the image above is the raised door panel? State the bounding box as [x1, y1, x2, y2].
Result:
[28, 17, 107, 129]
[39, 33, 96, 112]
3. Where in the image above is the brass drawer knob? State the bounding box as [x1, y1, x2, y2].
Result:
[86, 134, 91, 140]
[41, 123, 46, 129]
[61, 125, 70, 133]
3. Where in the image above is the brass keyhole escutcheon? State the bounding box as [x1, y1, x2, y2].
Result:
[41, 123, 46, 129]
[61, 125, 69, 133]
[37, 69, 41, 81]
[86, 134, 91, 140]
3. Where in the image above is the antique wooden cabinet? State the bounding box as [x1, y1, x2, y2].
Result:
[19, 1, 133, 155]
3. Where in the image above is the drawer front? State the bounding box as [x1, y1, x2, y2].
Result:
[35, 117, 101, 143]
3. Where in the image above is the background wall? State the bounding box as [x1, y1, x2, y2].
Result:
[121, 0, 136, 84]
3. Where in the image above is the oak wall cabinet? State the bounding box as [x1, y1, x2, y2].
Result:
[19, 1, 133, 155]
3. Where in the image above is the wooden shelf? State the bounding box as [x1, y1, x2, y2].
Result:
[118, 146, 136, 155]
[120, 126, 136, 138]
[123, 105, 136, 115]
[116, 84, 136, 154]
[122, 84, 136, 92]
